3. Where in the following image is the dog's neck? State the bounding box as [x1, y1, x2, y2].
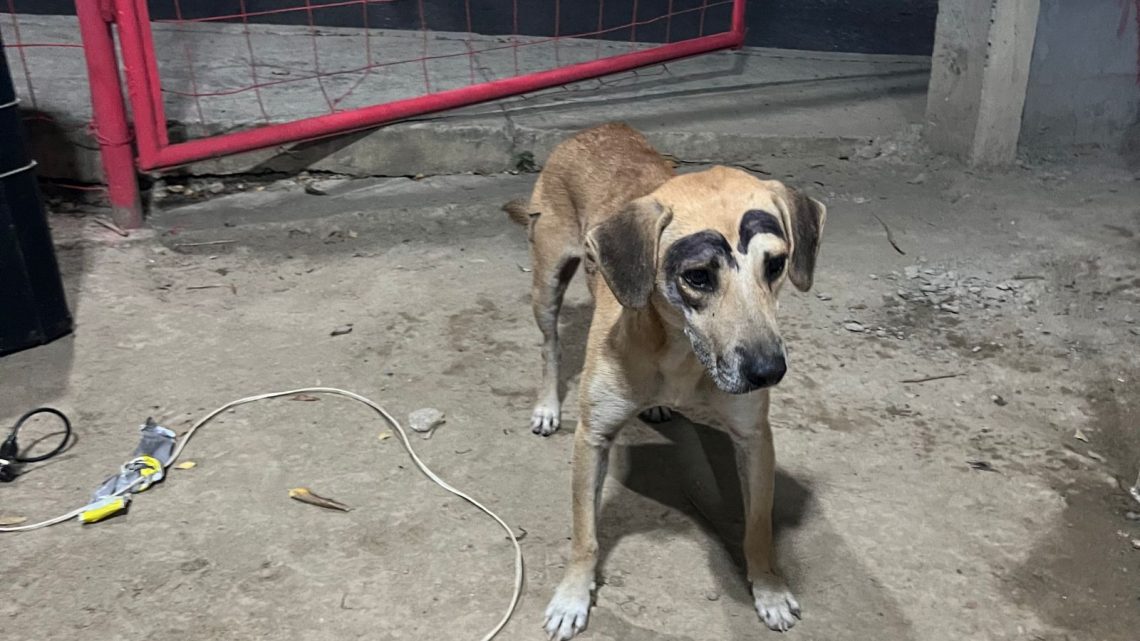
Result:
[615, 303, 704, 373]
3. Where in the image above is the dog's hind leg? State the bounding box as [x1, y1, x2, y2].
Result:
[529, 248, 580, 436]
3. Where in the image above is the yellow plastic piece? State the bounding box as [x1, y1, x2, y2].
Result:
[134, 455, 163, 491]
[79, 497, 128, 524]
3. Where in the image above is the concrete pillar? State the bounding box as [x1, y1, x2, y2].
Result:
[925, 0, 1041, 166]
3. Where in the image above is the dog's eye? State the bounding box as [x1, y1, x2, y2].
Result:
[765, 254, 787, 282]
[682, 268, 714, 292]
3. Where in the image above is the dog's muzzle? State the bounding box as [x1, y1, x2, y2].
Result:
[713, 345, 787, 394]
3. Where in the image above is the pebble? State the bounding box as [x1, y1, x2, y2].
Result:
[1125, 511, 1140, 521]
[939, 303, 960, 314]
[408, 408, 446, 438]
[1133, 539, 1140, 550]
[904, 266, 921, 279]
[907, 172, 928, 185]
[1130, 328, 1140, 336]
[869, 274, 879, 280]
[207, 181, 225, 194]
[844, 322, 866, 333]
[968, 286, 982, 294]
[705, 590, 721, 601]
[816, 293, 832, 301]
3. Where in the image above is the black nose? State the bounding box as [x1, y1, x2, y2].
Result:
[742, 353, 787, 389]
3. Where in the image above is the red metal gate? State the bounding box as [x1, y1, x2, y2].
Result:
[76, 0, 745, 227]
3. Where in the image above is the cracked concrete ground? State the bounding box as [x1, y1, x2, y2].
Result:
[2, 150, 1139, 641]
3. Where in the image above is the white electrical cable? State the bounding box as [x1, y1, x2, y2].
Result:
[0, 387, 524, 641]
[0, 159, 37, 180]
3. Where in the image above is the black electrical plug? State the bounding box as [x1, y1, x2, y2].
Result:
[0, 433, 19, 482]
[1, 408, 72, 482]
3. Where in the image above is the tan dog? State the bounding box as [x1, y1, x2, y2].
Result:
[504, 123, 826, 640]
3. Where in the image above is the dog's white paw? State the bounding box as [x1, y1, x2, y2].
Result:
[752, 578, 800, 632]
[530, 402, 561, 436]
[543, 580, 593, 640]
[639, 406, 673, 424]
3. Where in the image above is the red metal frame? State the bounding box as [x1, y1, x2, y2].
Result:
[77, 0, 746, 227]
[75, 0, 142, 229]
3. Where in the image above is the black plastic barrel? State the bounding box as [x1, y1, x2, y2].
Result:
[0, 31, 72, 356]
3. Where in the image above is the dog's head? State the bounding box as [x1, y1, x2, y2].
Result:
[586, 167, 826, 394]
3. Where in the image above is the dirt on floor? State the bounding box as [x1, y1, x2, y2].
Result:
[1, 149, 1138, 641]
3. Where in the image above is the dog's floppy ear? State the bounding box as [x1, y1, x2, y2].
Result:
[585, 198, 673, 309]
[784, 187, 827, 291]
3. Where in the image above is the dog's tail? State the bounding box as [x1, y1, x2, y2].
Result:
[502, 198, 536, 227]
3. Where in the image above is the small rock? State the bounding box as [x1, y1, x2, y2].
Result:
[967, 286, 982, 294]
[408, 408, 446, 438]
[1074, 429, 1089, 443]
[971, 346, 982, 353]
[207, 181, 225, 194]
[981, 288, 1006, 301]
[816, 292, 832, 301]
[330, 324, 354, 337]
[1130, 327, 1140, 336]
[996, 283, 1012, 291]
[869, 274, 879, 280]
[166, 184, 186, 194]
[896, 288, 909, 298]
[705, 590, 721, 601]
[923, 268, 938, 276]
[940, 303, 960, 314]
[1087, 450, 1106, 463]
[1132, 538, 1140, 550]
[920, 284, 938, 293]
[1125, 511, 1140, 521]
[991, 395, 1007, 406]
[844, 322, 865, 333]
[1124, 315, 1135, 324]
[904, 266, 921, 279]
[907, 172, 928, 185]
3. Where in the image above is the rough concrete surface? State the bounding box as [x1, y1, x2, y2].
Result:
[2, 14, 928, 181]
[1021, 0, 1140, 152]
[2, 149, 1139, 641]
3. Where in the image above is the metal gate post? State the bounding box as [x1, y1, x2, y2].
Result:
[76, 0, 143, 229]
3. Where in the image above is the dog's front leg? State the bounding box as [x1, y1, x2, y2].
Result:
[731, 412, 801, 632]
[544, 407, 627, 640]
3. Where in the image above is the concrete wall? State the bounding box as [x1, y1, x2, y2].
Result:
[1020, 0, 1140, 151]
[9, 0, 940, 55]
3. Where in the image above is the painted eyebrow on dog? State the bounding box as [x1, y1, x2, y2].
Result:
[663, 230, 737, 275]
[738, 209, 785, 253]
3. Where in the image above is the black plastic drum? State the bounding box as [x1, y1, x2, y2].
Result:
[0, 31, 72, 356]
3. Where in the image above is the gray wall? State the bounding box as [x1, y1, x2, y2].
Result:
[1021, 0, 1140, 151]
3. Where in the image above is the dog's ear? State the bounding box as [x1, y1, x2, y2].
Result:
[585, 198, 673, 309]
[784, 187, 827, 291]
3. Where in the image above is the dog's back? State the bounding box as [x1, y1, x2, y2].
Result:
[504, 123, 674, 238]
[505, 123, 675, 436]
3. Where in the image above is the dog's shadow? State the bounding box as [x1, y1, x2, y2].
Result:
[598, 415, 812, 601]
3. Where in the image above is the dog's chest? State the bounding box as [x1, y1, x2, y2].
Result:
[654, 341, 713, 410]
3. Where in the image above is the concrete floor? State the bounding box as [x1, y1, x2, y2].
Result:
[2, 150, 1138, 641]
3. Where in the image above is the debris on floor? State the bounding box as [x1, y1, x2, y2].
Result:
[408, 408, 446, 439]
[288, 487, 352, 512]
